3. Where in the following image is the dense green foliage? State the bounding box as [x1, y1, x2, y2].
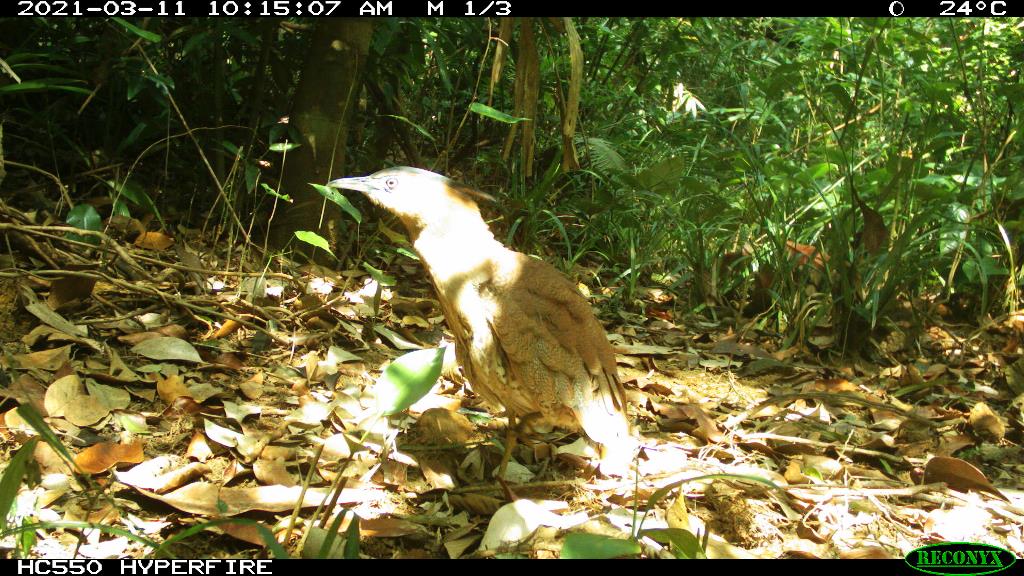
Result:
[2, 17, 1022, 351]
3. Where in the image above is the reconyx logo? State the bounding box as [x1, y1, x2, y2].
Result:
[905, 543, 1017, 576]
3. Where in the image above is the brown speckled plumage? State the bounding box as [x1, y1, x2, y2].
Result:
[329, 167, 633, 463]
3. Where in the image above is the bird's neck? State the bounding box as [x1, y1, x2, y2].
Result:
[409, 215, 508, 285]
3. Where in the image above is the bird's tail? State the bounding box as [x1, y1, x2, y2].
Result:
[574, 373, 637, 475]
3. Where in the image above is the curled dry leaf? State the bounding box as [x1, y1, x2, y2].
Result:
[968, 402, 1005, 442]
[413, 408, 475, 445]
[211, 319, 241, 340]
[923, 456, 1010, 502]
[161, 396, 204, 418]
[479, 500, 588, 552]
[74, 440, 144, 474]
[137, 482, 338, 516]
[186, 431, 214, 462]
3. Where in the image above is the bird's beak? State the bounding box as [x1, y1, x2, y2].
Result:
[327, 176, 378, 195]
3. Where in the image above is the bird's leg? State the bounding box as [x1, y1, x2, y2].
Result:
[496, 414, 518, 480]
[496, 412, 548, 480]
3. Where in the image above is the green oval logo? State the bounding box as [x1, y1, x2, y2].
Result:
[905, 542, 1017, 576]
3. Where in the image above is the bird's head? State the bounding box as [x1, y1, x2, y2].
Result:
[328, 166, 493, 237]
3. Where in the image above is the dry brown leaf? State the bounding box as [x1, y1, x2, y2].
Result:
[43, 374, 110, 426]
[239, 372, 264, 400]
[968, 402, 1005, 442]
[118, 332, 163, 345]
[414, 408, 475, 445]
[14, 345, 72, 371]
[448, 493, 504, 516]
[360, 517, 428, 538]
[137, 482, 379, 516]
[212, 352, 244, 370]
[320, 433, 352, 461]
[161, 396, 204, 418]
[155, 324, 189, 339]
[157, 373, 192, 404]
[216, 521, 275, 547]
[416, 454, 457, 490]
[859, 201, 889, 256]
[34, 441, 74, 475]
[149, 459, 211, 491]
[923, 456, 1010, 502]
[711, 338, 771, 359]
[135, 231, 175, 250]
[74, 440, 145, 474]
[1, 374, 49, 414]
[841, 546, 893, 559]
[253, 458, 296, 486]
[47, 276, 97, 310]
[211, 319, 241, 340]
[186, 431, 214, 462]
[936, 434, 975, 457]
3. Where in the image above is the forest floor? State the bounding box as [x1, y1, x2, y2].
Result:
[0, 201, 1022, 559]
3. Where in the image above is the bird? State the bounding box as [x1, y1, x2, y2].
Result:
[328, 166, 634, 476]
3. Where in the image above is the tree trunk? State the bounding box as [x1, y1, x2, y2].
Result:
[269, 19, 374, 256]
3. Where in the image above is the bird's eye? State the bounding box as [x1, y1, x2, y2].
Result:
[385, 178, 398, 189]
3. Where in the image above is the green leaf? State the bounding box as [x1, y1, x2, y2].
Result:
[560, 533, 641, 559]
[104, 179, 163, 227]
[0, 81, 91, 96]
[362, 263, 396, 286]
[15, 405, 77, 471]
[131, 337, 203, 363]
[294, 231, 335, 257]
[66, 204, 101, 246]
[639, 528, 705, 559]
[376, 347, 446, 416]
[396, 247, 419, 261]
[469, 102, 530, 124]
[66, 204, 101, 232]
[310, 183, 362, 223]
[261, 183, 292, 202]
[269, 142, 300, 152]
[0, 437, 41, 531]
[381, 114, 435, 142]
[112, 200, 132, 219]
[111, 18, 162, 42]
[343, 514, 360, 559]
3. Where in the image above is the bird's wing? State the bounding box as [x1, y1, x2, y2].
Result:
[483, 254, 629, 441]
